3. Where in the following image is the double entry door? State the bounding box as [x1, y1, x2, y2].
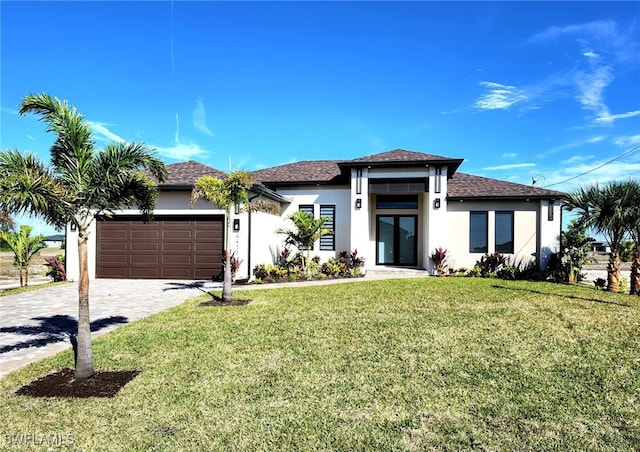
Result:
[376, 215, 417, 266]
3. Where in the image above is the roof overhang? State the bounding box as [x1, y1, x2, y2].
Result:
[339, 158, 464, 176]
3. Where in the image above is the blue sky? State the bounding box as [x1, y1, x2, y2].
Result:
[1, 1, 639, 235]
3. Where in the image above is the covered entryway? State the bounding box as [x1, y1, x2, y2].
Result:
[96, 215, 224, 279]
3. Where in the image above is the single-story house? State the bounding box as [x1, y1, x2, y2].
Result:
[64, 149, 564, 281]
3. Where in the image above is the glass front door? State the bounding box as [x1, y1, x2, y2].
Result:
[376, 215, 417, 266]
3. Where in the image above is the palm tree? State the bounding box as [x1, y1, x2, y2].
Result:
[622, 180, 640, 295]
[0, 225, 46, 286]
[190, 170, 278, 302]
[277, 210, 332, 276]
[0, 93, 167, 378]
[0, 211, 14, 230]
[564, 181, 635, 293]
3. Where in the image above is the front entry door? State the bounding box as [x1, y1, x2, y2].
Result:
[376, 215, 417, 266]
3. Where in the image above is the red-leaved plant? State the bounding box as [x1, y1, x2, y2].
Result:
[430, 247, 448, 276]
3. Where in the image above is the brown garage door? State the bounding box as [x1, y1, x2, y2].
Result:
[97, 215, 224, 279]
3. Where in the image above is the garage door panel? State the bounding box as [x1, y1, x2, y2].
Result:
[97, 216, 224, 279]
[131, 230, 161, 240]
[162, 242, 192, 252]
[163, 254, 192, 264]
[163, 230, 193, 239]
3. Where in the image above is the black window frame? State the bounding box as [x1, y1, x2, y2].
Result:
[319, 205, 335, 251]
[495, 211, 514, 254]
[469, 211, 488, 254]
[375, 195, 419, 210]
[298, 205, 315, 250]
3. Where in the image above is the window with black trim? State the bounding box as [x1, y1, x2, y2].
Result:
[298, 205, 314, 250]
[495, 211, 514, 254]
[319, 205, 335, 251]
[376, 195, 418, 209]
[469, 211, 488, 253]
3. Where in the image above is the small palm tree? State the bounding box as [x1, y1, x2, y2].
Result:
[277, 210, 332, 276]
[0, 93, 167, 378]
[190, 170, 279, 302]
[0, 225, 46, 286]
[564, 181, 635, 293]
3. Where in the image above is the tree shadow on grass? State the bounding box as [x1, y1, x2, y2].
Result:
[0, 315, 128, 354]
[492, 284, 633, 308]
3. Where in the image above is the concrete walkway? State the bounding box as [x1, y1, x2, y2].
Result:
[0, 269, 428, 379]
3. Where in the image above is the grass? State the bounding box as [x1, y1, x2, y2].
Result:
[1, 277, 639, 450]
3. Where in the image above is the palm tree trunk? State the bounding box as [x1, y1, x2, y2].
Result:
[25, 267, 29, 287]
[607, 250, 621, 293]
[222, 210, 233, 303]
[19, 269, 24, 287]
[631, 244, 640, 296]
[75, 233, 94, 379]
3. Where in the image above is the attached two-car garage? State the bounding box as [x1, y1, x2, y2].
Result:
[96, 215, 224, 280]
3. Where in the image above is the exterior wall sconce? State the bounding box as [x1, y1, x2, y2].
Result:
[548, 200, 555, 221]
[233, 218, 240, 231]
[70, 223, 77, 232]
[433, 198, 441, 209]
[355, 198, 362, 209]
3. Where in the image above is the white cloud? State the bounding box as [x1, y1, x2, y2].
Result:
[87, 121, 126, 143]
[25, 134, 35, 141]
[574, 65, 613, 118]
[475, 81, 526, 110]
[501, 152, 518, 159]
[583, 51, 600, 59]
[154, 141, 209, 161]
[595, 109, 640, 125]
[528, 20, 618, 44]
[193, 98, 215, 137]
[614, 134, 640, 147]
[482, 163, 535, 171]
[587, 136, 605, 143]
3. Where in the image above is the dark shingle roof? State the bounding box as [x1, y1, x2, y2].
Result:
[346, 149, 459, 165]
[252, 160, 343, 185]
[448, 173, 565, 199]
[158, 161, 227, 188]
[252, 150, 465, 185]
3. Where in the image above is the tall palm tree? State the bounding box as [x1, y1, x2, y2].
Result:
[0, 93, 167, 378]
[277, 210, 332, 276]
[190, 170, 278, 302]
[0, 225, 46, 287]
[622, 180, 640, 295]
[564, 182, 634, 293]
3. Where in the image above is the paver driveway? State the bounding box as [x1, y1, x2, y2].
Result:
[0, 279, 222, 378]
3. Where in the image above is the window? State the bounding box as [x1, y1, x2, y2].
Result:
[319, 205, 335, 251]
[298, 205, 314, 250]
[299, 204, 314, 215]
[469, 211, 488, 253]
[376, 195, 418, 210]
[369, 178, 428, 193]
[495, 211, 514, 254]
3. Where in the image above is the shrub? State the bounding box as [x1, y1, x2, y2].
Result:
[44, 255, 66, 282]
[478, 253, 505, 277]
[430, 247, 448, 276]
[594, 278, 606, 290]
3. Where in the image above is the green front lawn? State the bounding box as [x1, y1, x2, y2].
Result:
[1, 278, 639, 450]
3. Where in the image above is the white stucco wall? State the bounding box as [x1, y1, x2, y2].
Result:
[274, 185, 352, 263]
[445, 200, 540, 270]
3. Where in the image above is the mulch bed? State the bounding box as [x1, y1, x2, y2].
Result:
[15, 368, 140, 398]
[198, 295, 251, 307]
